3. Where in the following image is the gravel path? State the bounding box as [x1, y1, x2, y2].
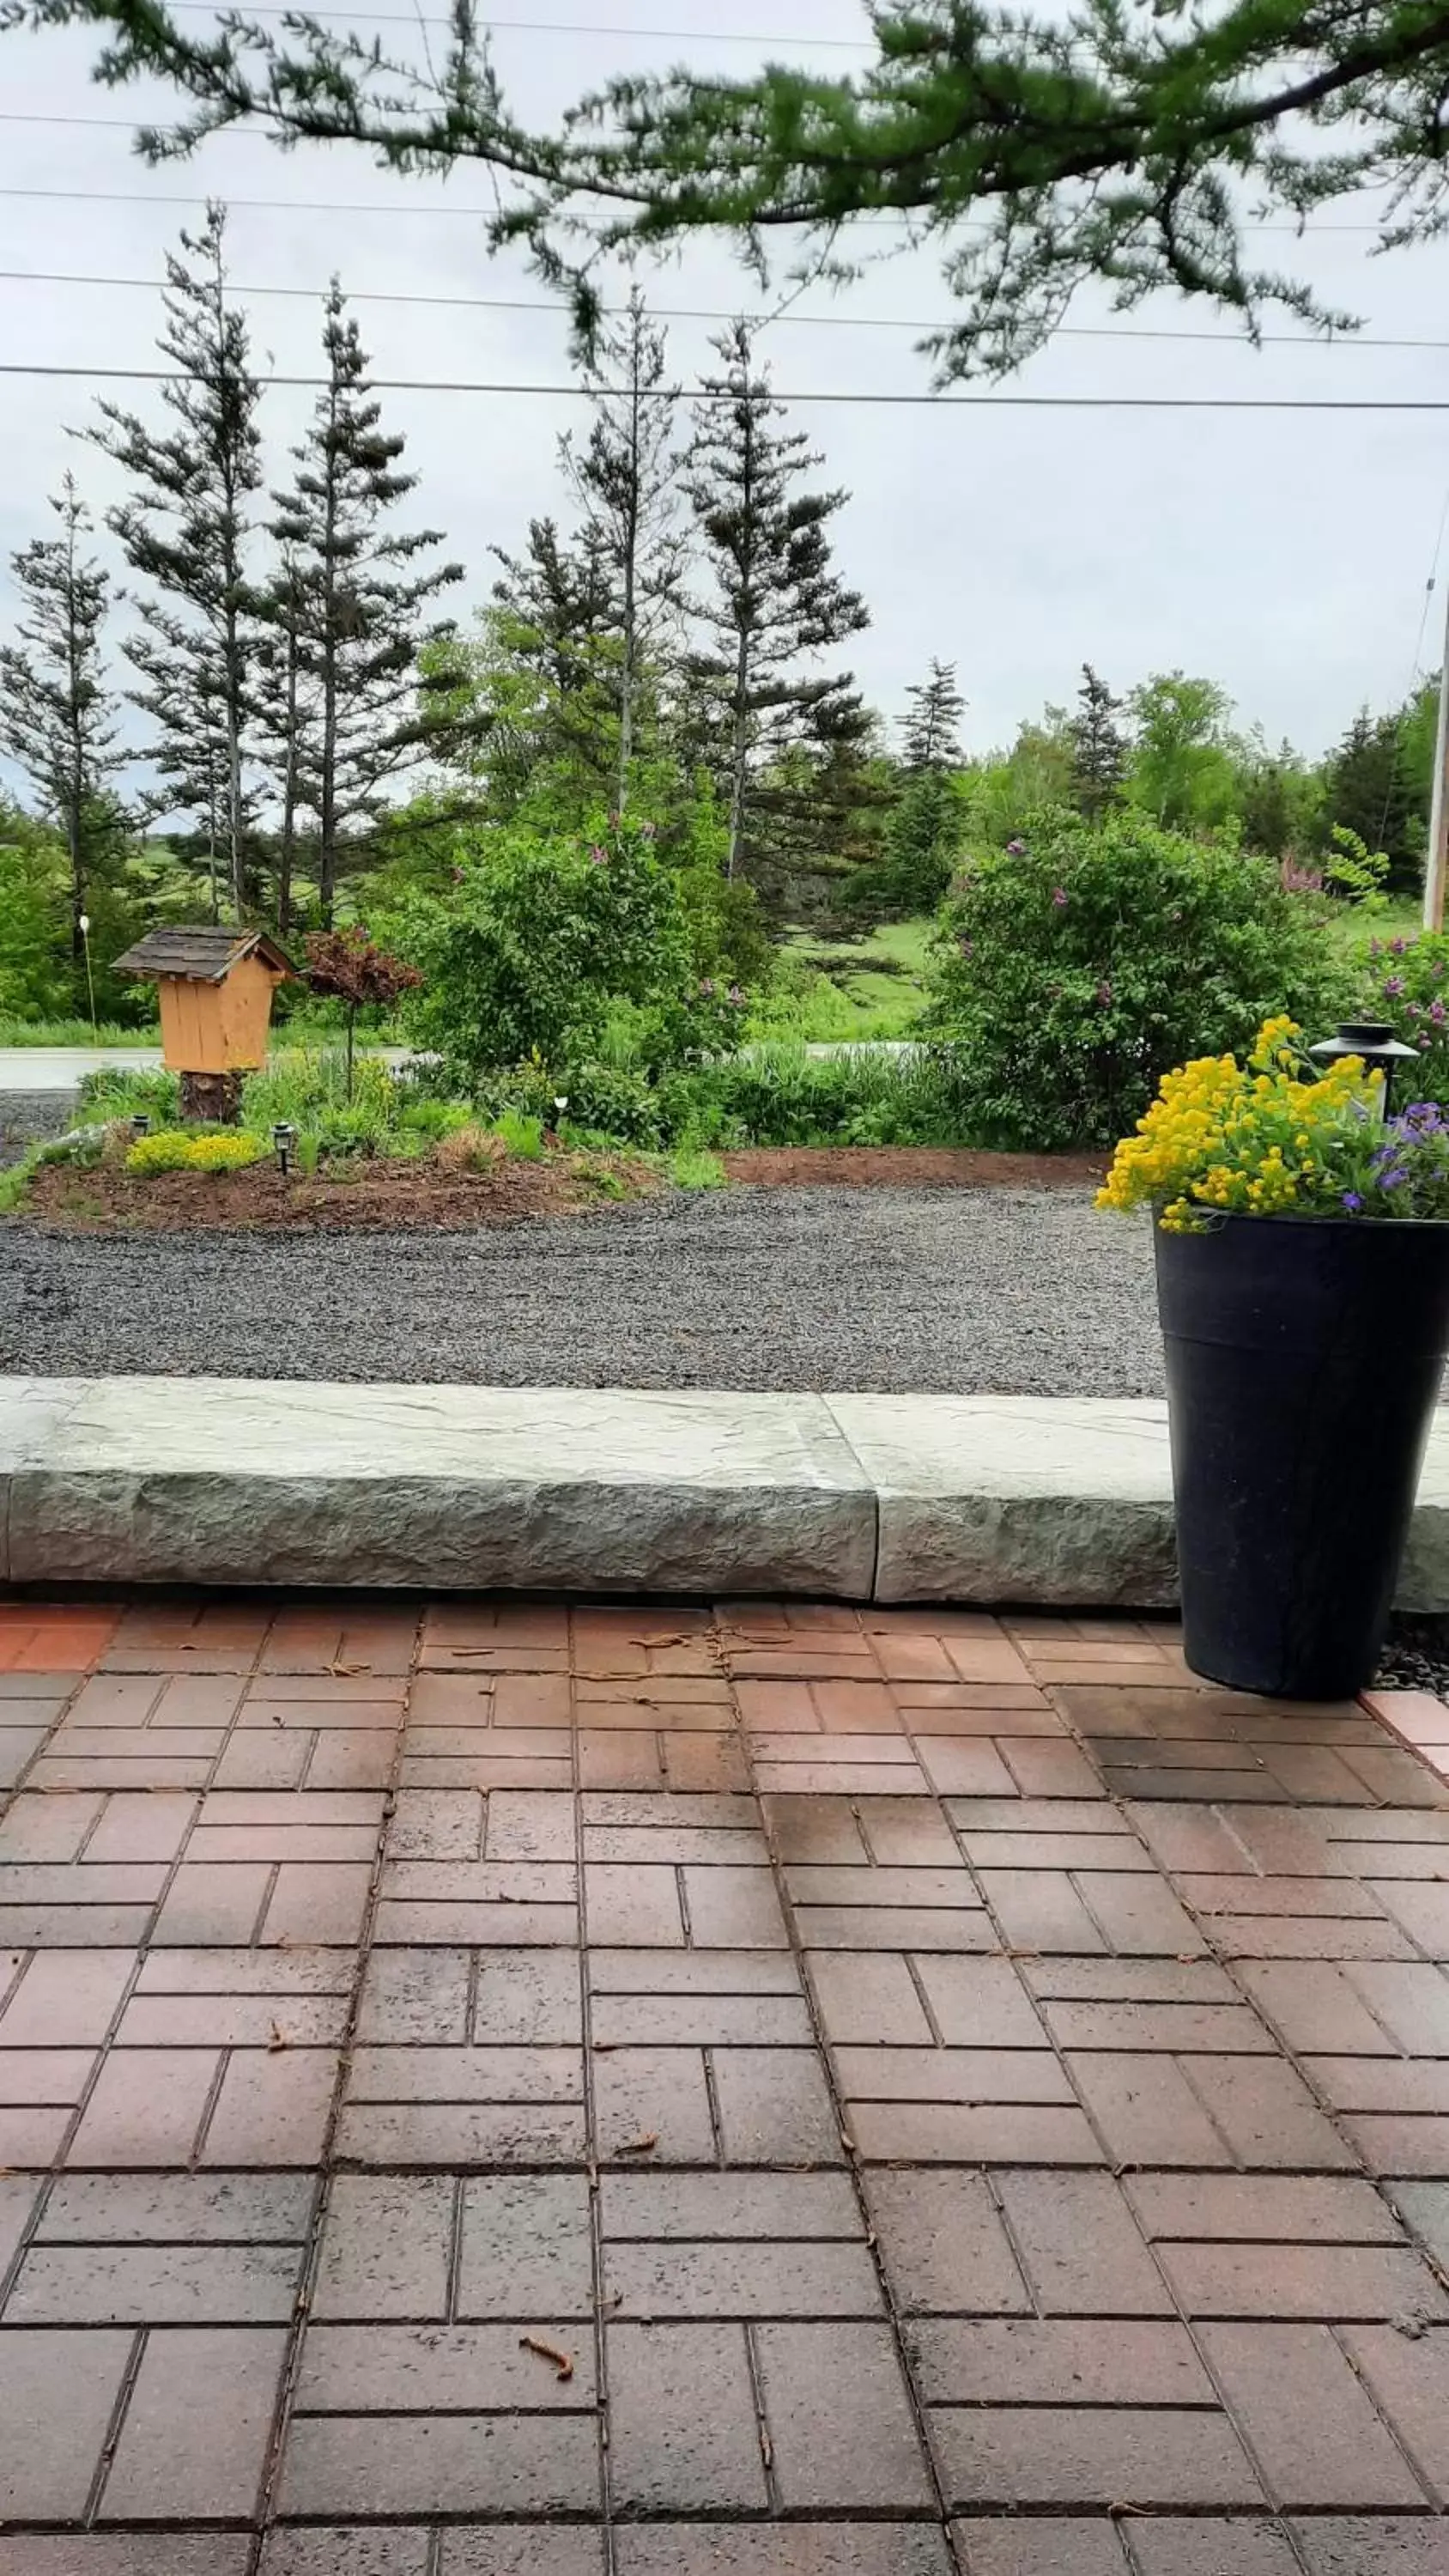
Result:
[0, 1186, 1162, 1394]
[0, 1094, 70, 1168]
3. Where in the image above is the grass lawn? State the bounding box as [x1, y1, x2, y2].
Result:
[1328, 893, 1423, 963]
[751, 917, 937, 1043]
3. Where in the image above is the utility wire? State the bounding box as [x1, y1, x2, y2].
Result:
[161, 3, 876, 40]
[0, 182, 1397, 235]
[0, 264, 1441, 349]
[3, 362, 1447, 405]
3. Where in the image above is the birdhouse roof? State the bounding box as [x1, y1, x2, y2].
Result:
[113, 926, 297, 983]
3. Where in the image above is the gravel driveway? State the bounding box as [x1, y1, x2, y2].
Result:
[0, 1186, 1163, 1394]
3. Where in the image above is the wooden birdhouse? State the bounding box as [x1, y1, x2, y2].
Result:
[114, 925, 296, 1121]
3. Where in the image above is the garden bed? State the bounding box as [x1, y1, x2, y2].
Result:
[15, 1147, 659, 1232]
[12, 1141, 1106, 1230]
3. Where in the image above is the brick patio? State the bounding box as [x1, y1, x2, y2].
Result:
[3, 1596, 1449, 2570]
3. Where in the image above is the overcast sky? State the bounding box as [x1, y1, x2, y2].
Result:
[4, 0, 1449, 773]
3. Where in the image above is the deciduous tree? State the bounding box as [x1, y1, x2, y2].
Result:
[303, 922, 420, 1099]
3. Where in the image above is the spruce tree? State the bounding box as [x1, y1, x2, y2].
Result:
[684, 322, 868, 884]
[880, 769, 964, 913]
[1070, 664, 1126, 820]
[558, 286, 688, 810]
[0, 472, 128, 972]
[900, 659, 965, 771]
[251, 548, 314, 933]
[92, 201, 262, 917]
[268, 280, 464, 924]
[489, 513, 619, 798]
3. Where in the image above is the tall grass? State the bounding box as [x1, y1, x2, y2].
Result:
[0, 1015, 159, 1047]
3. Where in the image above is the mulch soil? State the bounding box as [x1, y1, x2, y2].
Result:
[18, 1153, 656, 1233]
[15, 1143, 1105, 1232]
[719, 1145, 1106, 1188]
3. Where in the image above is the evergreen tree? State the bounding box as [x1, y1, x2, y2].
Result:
[881, 768, 964, 912]
[0, 472, 128, 973]
[558, 286, 688, 811]
[268, 280, 464, 925]
[900, 659, 964, 772]
[92, 202, 262, 917]
[1324, 706, 1422, 888]
[251, 548, 314, 933]
[684, 321, 868, 884]
[53, 0, 1449, 383]
[488, 515, 619, 803]
[1070, 664, 1126, 821]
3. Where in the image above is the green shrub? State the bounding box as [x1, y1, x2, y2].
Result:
[668, 1145, 728, 1189]
[549, 1064, 665, 1147]
[401, 818, 709, 1081]
[1361, 930, 1449, 1103]
[655, 1042, 975, 1149]
[931, 809, 1357, 1148]
[76, 1066, 181, 1126]
[125, 1129, 266, 1175]
[495, 1109, 544, 1162]
[241, 1048, 395, 1137]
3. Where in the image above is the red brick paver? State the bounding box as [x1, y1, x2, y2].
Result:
[5, 1594, 1449, 2563]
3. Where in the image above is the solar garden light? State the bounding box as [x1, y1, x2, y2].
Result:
[1309, 1020, 1419, 1120]
[77, 911, 98, 1040]
[272, 1121, 297, 1176]
[130, 1115, 151, 1139]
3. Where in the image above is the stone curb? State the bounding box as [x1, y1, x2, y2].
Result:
[3, 1376, 1448, 1605]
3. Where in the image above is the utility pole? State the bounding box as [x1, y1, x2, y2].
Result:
[1424, 577, 1449, 931]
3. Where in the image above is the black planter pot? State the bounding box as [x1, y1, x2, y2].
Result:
[1155, 1213, 1449, 1699]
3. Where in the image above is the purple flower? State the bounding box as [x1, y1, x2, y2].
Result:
[727, 983, 744, 1005]
[588, 843, 608, 866]
[1342, 1192, 1363, 1212]
[699, 977, 716, 997]
[1391, 937, 1409, 955]
[1432, 999, 1446, 1025]
[1006, 838, 1027, 855]
[1409, 1001, 1422, 1017]
[1384, 976, 1405, 998]
[1381, 1168, 1410, 1188]
[1052, 887, 1069, 908]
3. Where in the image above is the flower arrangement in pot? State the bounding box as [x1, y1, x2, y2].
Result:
[1099, 1016, 1449, 1700]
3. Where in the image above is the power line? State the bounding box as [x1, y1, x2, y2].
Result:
[1, 263, 1443, 349]
[163, 3, 876, 41]
[0, 182, 1397, 236]
[4, 361, 1447, 405]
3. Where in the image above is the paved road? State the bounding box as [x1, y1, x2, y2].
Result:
[0, 1589, 1443, 2561]
[0, 1045, 415, 1091]
[0, 1038, 910, 1094]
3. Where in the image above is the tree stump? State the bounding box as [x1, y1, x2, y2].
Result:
[179, 1069, 246, 1124]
